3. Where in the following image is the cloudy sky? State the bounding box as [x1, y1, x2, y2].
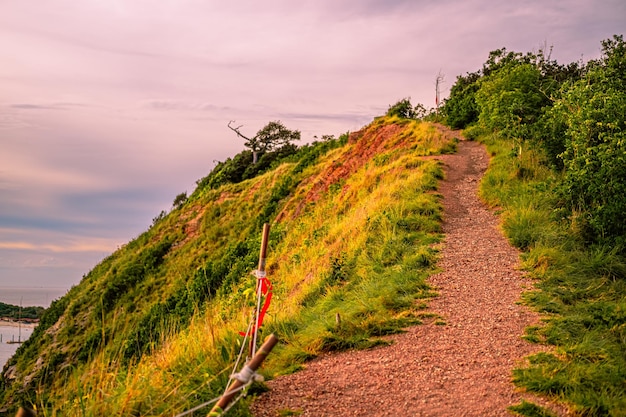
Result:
[0, 0, 624, 295]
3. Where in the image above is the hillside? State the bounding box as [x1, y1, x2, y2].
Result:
[1, 116, 457, 415]
[2, 35, 625, 417]
[251, 138, 567, 416]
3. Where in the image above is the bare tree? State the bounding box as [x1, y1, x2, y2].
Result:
[228, 120, 258, 163]
[435, 70, 445, 119]
[228, 120, 300, 164]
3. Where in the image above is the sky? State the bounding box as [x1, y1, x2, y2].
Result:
[0, 0, 624, 296]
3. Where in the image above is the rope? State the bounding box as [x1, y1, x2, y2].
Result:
[174, 319, 254, 417]
[172, 382, 252, 417]
[222, 320, 252, 397]
[175, 267, 270, 417]
[172, 395, 220, 417]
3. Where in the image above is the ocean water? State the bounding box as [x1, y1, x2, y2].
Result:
[0, 287, 68, 369]
[0, 323, 35, 369]
[0, 286, 68, 308]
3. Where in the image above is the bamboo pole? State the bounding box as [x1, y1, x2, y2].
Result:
[208, 334, 279, 416]
[250, 223, 270, 356]
[257, 223, 270, 274]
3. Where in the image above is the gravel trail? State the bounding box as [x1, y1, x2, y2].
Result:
[251, 138, 566, 417]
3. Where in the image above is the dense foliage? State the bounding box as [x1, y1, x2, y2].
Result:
[451, 34, 626, 416]
[555, 36, 626, 243]
[475, 63, 547, 140]
[444, 71, 480, 129]
[443, 35, 626, 246]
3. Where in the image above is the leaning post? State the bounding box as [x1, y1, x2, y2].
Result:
[207, 334, 279, 416]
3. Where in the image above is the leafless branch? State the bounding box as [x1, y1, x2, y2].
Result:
[227, 120, 252, 141]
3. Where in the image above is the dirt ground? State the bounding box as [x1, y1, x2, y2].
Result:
[251, 137, 568, 416]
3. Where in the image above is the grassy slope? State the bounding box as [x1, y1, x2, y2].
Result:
[477, 133, 626, 417]
[1, 117, 458, 416]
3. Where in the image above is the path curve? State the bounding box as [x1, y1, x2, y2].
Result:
[252, 139, 563, 416]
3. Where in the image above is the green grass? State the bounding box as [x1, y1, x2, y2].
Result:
[0, 118, 454, 416]
[509, 400, 558, 417]
[476, 130, 626, 416]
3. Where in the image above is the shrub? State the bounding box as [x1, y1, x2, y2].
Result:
[386, 98, 426, 119]
[556, 35, 626, 244]
[475, 63, 547, 140]
[172, 192, 188, 209]
[444, 72, 481, 129]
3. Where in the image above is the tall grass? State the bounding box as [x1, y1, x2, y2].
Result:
[261, 151, 443, 375]
[477, 132, 626, 416]
[5, 118, 456, 416]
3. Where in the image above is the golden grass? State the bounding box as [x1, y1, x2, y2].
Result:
[31, 120, 455, 416]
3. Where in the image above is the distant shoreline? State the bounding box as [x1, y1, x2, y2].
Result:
[0, 318, 38, 328]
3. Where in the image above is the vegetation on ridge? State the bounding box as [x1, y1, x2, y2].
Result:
[0, 303, 44, 321]
[442, 34, 625, 416]
[1, 33, 624, 417]
[0, 114, 453, 416]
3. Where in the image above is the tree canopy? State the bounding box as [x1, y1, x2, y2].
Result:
[228, 120, 301, 163]
[443, 34, 626, 245]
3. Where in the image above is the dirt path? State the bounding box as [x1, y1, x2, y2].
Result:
[251, 139, 564, 416]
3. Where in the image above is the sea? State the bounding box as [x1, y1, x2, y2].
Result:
[0, 286, 68, 369]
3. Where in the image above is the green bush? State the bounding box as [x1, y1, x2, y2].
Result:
[475, 63, 547, 140]
[195, 150, 254, 190]
[386, 97, 425, 119]
[172, 191, 188, 209]
[195, 135, 347, 193]
[444, 72, 481, 129]
[462, 124, 487, 141]
[556, 35, 626, 244]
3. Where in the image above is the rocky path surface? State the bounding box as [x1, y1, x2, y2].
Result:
[251, 139, 565, 416]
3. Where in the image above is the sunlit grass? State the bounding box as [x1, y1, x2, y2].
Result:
[14, 120, 457, 416]
[476, 130, 626, 416]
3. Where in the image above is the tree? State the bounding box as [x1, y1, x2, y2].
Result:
[435, 71, 445, 118]
[475, 63, 547, 140]
[228, 120, 301, 164]
[443, 47, 547, 129]
[443, 71, 481, 129]
[172, 192, 188, 210]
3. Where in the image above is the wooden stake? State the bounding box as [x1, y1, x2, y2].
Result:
[208, 334, 279, 416]
[257, 223, 270, 274]
[15, 407, 37, 417]
[250, 223, 271, 356]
